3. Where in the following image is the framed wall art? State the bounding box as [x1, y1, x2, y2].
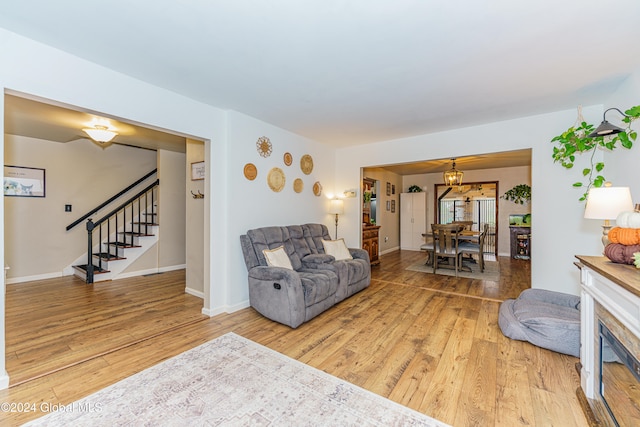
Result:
[386, 182, 391, 196]
[4, 165, 46, 197]
[191, 161, 205, 180]
[391, 200, 396, 213]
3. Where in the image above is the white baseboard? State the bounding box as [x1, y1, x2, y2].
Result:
[203, 300, 250, 317]
[380, 246, 400, 255]
[185, 287, 204, 299]
[6, 271, 63, 285]
[0, 370, 9, 390]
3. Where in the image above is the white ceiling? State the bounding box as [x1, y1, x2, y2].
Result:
[1, 1, 639, 170]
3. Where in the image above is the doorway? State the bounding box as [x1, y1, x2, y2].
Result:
[434, 181, 498, 256]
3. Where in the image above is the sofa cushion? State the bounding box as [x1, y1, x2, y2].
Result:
[262, 246, 293, 270]
[322, 239, 353, 261]
[302, 223, 332, 254]
[247, 226, 303, 270]
[298, 269, 338, 306]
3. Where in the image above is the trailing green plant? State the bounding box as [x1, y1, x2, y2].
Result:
[408, 185, 422, 193]
[501, 184, 531, 205]
[550, 105, 640, 201]
[363, 191, 372, 204]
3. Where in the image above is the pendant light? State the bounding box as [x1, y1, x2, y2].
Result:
[443, 158, 463, 187]
[588, 107, 628, 138]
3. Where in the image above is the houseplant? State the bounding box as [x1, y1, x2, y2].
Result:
[408, 185, 422, 193]
[501, 184, 531, 204]
[550, 105, 640, 201]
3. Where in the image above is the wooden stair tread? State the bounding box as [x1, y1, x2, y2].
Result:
[131, 222, 159, 226]
[119, 231, 155, 237]
[107, 242, 142, 248]
[94, 253, 126, 261]
[73, 264, 110, 274]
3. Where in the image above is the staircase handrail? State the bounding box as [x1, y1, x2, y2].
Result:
[66, 169, 157, 231]
[92, 179, 160, 228]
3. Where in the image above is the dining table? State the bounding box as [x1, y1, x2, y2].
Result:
[421, 228, 480, 271]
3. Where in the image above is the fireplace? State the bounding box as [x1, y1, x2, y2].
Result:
[599, 322, 640, 426]
[576, 256, 640, 427]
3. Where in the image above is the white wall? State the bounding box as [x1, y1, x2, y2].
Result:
[336, 105, 611, 297]
[225, 110, 337, 308]
[185, 139, 205, 296]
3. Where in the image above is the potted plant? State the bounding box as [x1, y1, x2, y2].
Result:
[408, 185, 422, 193]
[550, 106, 640, 201]
[501, 184, 531, 205]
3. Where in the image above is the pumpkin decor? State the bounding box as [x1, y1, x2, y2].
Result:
[616, 204, 640, 228]
[604, 243, 640, 265]
[608, 227, 640, 245]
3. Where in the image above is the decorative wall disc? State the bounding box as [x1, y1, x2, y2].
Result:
[313, 181, 322, 197]
[243, 163, 257, 180]
[300, 154, 313, 175]
[283, 152, 293, 166]
[256, 136, 272, 158]
[267, 167, 286, 192]
[293, 178, 304, 193]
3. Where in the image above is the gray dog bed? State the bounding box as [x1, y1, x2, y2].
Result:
[498, 288, 580, 357]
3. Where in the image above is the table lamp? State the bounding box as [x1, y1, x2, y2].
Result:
[584, 185, 633, 247]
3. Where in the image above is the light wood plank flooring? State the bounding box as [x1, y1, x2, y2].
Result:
[1, 251, 588, 426]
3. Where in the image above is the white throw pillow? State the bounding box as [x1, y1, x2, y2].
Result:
[262, 246, 293, 270]
[322, 239, 353, 261]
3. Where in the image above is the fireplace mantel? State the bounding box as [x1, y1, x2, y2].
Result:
[576, 255, 640, 427]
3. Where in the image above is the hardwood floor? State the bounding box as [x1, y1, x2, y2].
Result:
[1, 251, 588, 426]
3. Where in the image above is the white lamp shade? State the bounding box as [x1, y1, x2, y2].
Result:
[584, 186, 633, 220]
[83, 126, 118, 143]
[329, 199, 344, 215]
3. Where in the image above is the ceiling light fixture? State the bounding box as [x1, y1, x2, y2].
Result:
[443, 158, 463, 187]
[83, 125, 118, 143]
[588, 107, 628, 138]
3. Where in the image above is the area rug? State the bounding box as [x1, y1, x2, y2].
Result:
[406, 258, 500, 281]
[25, 333, 449, 426]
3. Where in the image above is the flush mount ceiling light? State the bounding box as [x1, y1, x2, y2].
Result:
[83, 125, 118, 143]
[443, 158, 463, 187]
[588, 107, 628, 138]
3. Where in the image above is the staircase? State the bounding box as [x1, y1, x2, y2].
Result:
[66, 170, 160, 284]
[72, 211, 159, 283]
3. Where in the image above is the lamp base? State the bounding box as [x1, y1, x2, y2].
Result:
[601, 222, 612, 249]
[334, 214, 339, 239]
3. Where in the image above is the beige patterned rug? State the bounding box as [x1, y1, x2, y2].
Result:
[406, 258, 500, 281]
[25, 333, 448, 426]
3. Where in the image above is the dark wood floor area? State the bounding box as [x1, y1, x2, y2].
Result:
[1, 251, 588, 426]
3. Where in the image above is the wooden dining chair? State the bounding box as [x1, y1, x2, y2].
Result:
[430, 223, 463, 277]
[458, 223, 489, 272]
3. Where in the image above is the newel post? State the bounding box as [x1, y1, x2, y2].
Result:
[86, 219, 95, 284]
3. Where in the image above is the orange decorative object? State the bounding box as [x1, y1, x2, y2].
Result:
[608, 227, 640, 245]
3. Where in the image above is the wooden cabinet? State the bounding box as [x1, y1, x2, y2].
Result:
[400, 192, 427, 251]
[362, 225, 381, 265]
[509, 226, 531, 259]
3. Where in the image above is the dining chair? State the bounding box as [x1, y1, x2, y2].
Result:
[458, 223, 489, 272]
[451, 220, 474, 231]
[429, 223, 463, 277]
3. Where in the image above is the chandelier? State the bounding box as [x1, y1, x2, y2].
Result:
[443, 158, 463, 187]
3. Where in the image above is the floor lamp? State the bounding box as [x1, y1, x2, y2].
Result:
[329, 198, 344, 239]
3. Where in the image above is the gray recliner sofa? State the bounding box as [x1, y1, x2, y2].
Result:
[240, 223, 370, 328]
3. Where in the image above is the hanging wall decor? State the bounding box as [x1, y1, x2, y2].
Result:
[300, 154, 314, 175]
[313, 181, 322, 196]
[243, 163, 257, 181]
[267, 167, 286, 192]
[283, 152, 293, 166]
[256, 136, 272, 158]
[293, 178, 304, 193]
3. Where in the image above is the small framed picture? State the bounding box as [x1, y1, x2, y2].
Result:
[386, 201, 391, 211]
[386, 182, 391, 196]
[191, 161, 205, 180]
[4, 165, 46, 197]
[392, 184, 395, 194]
[391, 200, 396, 213]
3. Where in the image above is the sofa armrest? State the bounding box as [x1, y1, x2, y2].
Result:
[247, 266, 306, 328]
[349, 248, 370, 263]
[302, 253, 335, 265]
